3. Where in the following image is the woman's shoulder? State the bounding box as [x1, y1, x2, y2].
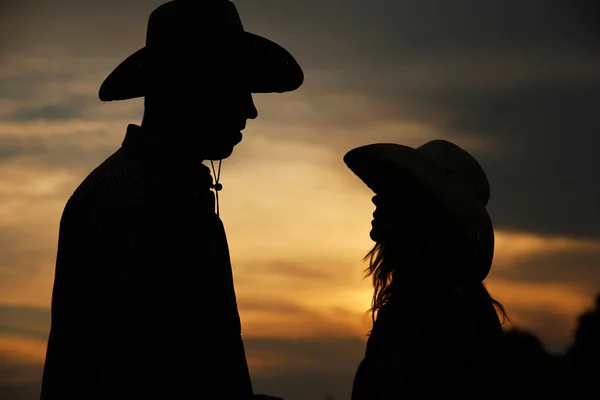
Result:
[447, 282, 495, 310]
[444, 283, 504, 355]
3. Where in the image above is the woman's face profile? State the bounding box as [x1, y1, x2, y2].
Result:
[370, 186, 433, 244]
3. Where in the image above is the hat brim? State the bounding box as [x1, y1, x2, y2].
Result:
[343, 143, 494, 281]
[99, 32, 304, 101]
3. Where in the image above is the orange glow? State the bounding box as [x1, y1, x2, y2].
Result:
[0, 335, 47, 365]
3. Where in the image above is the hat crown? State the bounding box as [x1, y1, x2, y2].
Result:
[146, 0, 244, 47]
[417, 140, 490, 206]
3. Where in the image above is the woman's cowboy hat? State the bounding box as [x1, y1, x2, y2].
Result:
[344, 140, 494, 282]
[99, 0, 304, 101]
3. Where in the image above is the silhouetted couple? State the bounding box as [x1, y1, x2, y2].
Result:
[41, 1, 507, 399]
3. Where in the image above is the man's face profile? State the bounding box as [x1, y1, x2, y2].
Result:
[199, 79, 259, 160]
[154, 77, 259, 160]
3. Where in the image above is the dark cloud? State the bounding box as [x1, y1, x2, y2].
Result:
[237, 0, 599, 70]
[0, 75, 94, 121]
[238, 298, 309, 315]
[0, 125, 123, 180]
[0, 0, 159, 56]
[10, 105, 82, 121]
[0, 381, 41, 400]
[495, 246, 600, 297]
[415, 80, 600, 238]
[0, 305, 49, 341]
[5, 1, 594, 68]
[0, 230, 51, 292]
[240, 259, 347, 285]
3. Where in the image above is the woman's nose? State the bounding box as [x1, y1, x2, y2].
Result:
[247, 95, 258, 120]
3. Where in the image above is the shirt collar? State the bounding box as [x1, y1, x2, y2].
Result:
[121, 124, 214, 190]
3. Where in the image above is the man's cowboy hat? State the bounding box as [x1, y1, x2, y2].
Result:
[99, 0, 304, 101]
[344, 140, 494, 282]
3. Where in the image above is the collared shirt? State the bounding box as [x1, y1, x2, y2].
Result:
[121, 123, 218, 211]
[41, 124, 253, 400]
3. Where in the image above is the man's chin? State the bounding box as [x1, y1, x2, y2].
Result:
[205, 133, 242, 160]
[206, 147, 234, 161]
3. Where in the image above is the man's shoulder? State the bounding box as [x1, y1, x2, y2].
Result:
[66, 147, 155, 215]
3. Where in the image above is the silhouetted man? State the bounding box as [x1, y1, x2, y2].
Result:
[40, 1, 303, 399]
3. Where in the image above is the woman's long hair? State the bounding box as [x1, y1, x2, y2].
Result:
[364, 237, 509, 325]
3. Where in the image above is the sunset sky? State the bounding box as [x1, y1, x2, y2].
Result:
[1, 1, 599, 399]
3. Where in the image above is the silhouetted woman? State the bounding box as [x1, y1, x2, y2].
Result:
[344, 140, 508, 399]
